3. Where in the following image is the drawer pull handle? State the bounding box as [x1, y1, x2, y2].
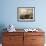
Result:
[9, 38, 12, 40]
[32, 39, 36, 40]
[9, 38, 13, 40]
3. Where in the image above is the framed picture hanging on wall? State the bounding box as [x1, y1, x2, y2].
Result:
[17, 7, 35, 22]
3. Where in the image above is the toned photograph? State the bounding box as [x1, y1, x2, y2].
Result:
[17, 7, 35, 22]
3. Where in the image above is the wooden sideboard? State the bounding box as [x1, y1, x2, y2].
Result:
[2, 32, 45, 46]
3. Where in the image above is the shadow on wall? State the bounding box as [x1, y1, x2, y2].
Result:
[0, 24, 7, 43]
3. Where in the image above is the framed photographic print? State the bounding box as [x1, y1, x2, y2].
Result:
[17, 7, 35, 22]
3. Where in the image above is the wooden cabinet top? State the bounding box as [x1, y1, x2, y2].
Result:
[3, 32, 45, 36]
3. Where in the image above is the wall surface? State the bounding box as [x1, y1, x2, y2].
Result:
[0, 0, 46, 30]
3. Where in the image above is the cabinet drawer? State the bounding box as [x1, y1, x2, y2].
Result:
[3, 43, 16, 46]
[3, 32, 23, 36]
[3, 43, 23, 46]
[24, 36, 32, 46]
[32, 44, 44, 46]
[24, 32, 44, 36]
[32, 36, 45, 44]
[3, 36, 23, 44]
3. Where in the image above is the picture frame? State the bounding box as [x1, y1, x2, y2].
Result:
[17, 7, 35, 22]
